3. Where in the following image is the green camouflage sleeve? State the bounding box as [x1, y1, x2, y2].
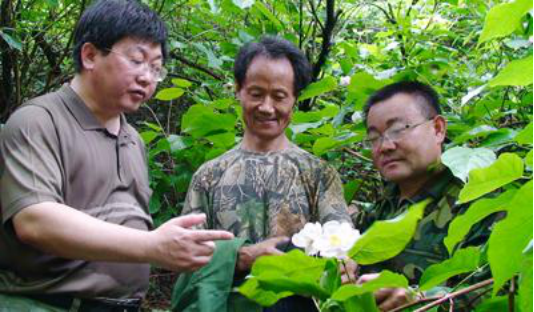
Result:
[316, 164, 352, 224]
[181, 167, 211, 230]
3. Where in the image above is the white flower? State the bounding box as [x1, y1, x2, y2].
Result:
[340, 76, 351, 87]
[312, 221, 361, 260]
[292, 222, 323, 256]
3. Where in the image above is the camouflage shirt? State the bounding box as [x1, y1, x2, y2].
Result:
[353, 168, 493, 284]
[181, 143, 351, 242]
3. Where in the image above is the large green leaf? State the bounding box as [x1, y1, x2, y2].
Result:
[298, 76, 338, 101]
[478, 0, 533, 44]
[239, 250, 329, 305]
[419, 247, 481, 291]
[474, 296, 509, 312]
[526, 149, 533, 167]
[488, 180, 533, 294]
[489, 55, 534, 87]
[519, 262, 534, 311]
[441, 147, 496, 183]
[342, 293, 379, 312]
[444, 189, 517, 254]
[458, 153, 524, 204]
[331, 271, 408, 301]
[515, 121, 534, 145]
[349, 200, 429, 264]
[181, 105, 236, 139]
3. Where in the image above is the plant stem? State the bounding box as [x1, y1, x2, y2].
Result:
[388, 296, 442, 312]
[414, 278, 493, 312]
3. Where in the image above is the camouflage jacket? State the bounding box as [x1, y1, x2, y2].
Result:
[353, 168, 493, 284]
[181, 143, 351, 243]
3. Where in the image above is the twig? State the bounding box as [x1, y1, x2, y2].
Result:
[508, 278, 515, 312]
[414, 278, 493, 312]
[389, 296, 442, 312]
[342, 147, 372, 162]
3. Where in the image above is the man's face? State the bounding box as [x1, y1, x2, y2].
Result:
[366, 93, 446, 184]
[237, 56, 296, 143]
[90, 37, 163, 114]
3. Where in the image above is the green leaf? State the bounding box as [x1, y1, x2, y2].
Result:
[252, 2, 282, 30]
[0, 30, 22, 51]
[239, 278, 292, 307]
[419, 247, 481, 291]
[181, 105, 236, 138]
[239, 250, 329, 305]
[167, 135, 193, 152]
[489, 55, 534, 87]
[478, 0, 533, 44]
[298, 77, 338, 101]
[349, 199, 429, 264]
[347, 72, 390, 96]
[474, 296, 509, 312]
[155, 87, 185, 101]
[344, 180, 362, 204]
[442, 147, 496, 183]
[205, 132, 236, 148]
[488, 180, 533, 294]
[444, 189, 517, 254]
[343, 293, 379, 312]
[515, 122, 533, 145]
[193, 43, 223, 70]
[331, 271, 408, 301]
[320, 259, 340, 295]
[458, 153, 524, 204]
[171, 78, 192, 88]
[140, 131, 159, 144]
[149, 195, 161, 214]
[518, 253, 533, 312]
[526, 149, 533, 167]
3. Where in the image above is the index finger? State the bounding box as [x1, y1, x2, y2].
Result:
[189, 229, 234, 242]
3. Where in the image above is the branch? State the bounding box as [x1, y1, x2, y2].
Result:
[389, 296, 442, 312]
[299, 0, 340, 111]
[414, 279, 494, 312]
[342, 147, 372, 162]
[170, 50, 223, 81]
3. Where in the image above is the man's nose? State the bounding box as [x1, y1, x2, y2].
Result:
[258, 97, 275, 114]
[377, 136, 396, 153]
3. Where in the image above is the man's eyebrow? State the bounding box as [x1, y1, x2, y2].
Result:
[130, 46, 163, 60]
[367, 117, 404, 133]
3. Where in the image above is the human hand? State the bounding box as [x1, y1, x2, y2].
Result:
[147, 214, 234, 272]
[340, 259, 358, 284]
[237, 236, 289, 272]
[357, 273, 412, 311]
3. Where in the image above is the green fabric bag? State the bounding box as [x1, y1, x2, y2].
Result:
[171, 238, 261, 312]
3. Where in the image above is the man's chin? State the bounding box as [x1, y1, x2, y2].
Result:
[381, 170, 410, 184]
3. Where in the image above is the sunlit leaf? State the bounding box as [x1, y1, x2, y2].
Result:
[515, 121, 533, 145]
[489, 55, 533, 87]
[331, 271, 408, 301]
[298, 77, 338, 101]
[442, 147, 496, 183]
[458, 153, 524, 203]
[155, 87, 185, 101]
[478, 0, 533, 44]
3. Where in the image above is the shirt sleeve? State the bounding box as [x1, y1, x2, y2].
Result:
[0, 105, 64, 223]
[316, 164, 352, 225]
[181, 166, 211, 229]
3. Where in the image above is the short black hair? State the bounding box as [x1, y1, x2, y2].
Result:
[73, 0, 168, 73]
[234, 36, 312, 96]
[363, 81, 441, 124]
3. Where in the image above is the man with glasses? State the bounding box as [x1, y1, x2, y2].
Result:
[0, 1, 232, 311]
[352, 81, 492, 311]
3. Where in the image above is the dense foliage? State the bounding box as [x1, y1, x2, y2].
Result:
[1, 0, 532, 310]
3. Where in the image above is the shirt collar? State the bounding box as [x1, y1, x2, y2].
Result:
[384, 166, 456, 209]
[59, 84, 130, 139]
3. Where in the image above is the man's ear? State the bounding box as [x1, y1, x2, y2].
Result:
[80, 42, 100, 71]
[434, 115, 447, 144]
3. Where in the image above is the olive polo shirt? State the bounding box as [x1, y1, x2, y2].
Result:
[0, 84, 153, 299]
